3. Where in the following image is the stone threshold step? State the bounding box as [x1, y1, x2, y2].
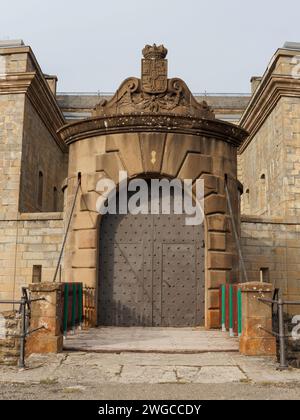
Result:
[63, 348, 239, 354]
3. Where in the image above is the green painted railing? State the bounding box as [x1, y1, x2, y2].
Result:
[63, 283, 83, 337]
[220, 284, 243, 337]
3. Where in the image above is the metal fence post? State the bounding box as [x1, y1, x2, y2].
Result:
[19, 297, 26, 369]
[63, 283, 69, 338]
[278, 298, 288, 371]
[78, 284, 83, 329]
[229, 285, 234, 337]
[71, 283, 77, 334]
[222, 285, 226, 332]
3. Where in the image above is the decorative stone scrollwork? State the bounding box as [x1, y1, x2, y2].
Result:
[60, 44, 248, 147]
[93, 44, 215, 119]
[93, 77, 215, 119]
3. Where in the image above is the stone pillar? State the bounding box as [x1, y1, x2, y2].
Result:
[240, 282, 276, 356]
[26, 283, 64, 354]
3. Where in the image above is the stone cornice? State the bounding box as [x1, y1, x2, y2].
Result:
[0, 212, 63, 222]
[27, 72, 67, 152]
[242, 215, 300, 225]
[58, 113, 247, 147]
[239, 48, 300, 153]
[0, 72, 67, 152]
[239, 76, 300, 153]
[0, 72, 33, 94]
[0, 46, 31, 55]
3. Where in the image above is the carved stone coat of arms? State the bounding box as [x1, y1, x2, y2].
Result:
[142, 58, 168, 94]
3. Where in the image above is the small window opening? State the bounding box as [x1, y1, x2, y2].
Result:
[53, 187, 58, 211]
[38, 171, 44, 208]
[260, 267, 270, 283]
[32, 265, 42, 284]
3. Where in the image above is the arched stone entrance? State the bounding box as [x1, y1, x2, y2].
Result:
[98, 187, 205, 327]
[59, 44, 247, 329]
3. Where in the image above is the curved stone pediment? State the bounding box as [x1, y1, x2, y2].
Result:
[93, 77, 215, 120]
[59, 45, 248, 146]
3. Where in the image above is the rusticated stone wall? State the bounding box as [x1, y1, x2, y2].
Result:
[0, 311, 21, 366]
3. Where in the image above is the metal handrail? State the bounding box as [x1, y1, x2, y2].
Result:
[53, 173, 81, 283]
[57, 91, 251, 97]
[258, 297, 300, 371]
[0, 289, 45, 369]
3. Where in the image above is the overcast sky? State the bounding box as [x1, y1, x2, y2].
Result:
[0, 0, 300, 93]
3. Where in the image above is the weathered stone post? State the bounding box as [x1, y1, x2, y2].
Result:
[239, 282, 276, 356]
[26, 283, 64, 354]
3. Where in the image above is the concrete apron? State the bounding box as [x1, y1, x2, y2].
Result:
[63, 327, 239, 354]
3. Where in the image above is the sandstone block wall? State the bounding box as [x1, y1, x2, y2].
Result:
[0, 213, 64, 310]
[0, 44, 67, 311]
[19, 97, 67, 213]
[238, 100, 285, 217]
[0, 94, 24, 220]
[239, 49, 300, 218]
[241, 216, 300, 315]
[239, 97, 300, 217]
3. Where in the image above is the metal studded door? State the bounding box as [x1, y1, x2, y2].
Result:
[98, 189, 205, 327]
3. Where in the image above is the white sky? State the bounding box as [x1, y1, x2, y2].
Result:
[0, 0, 299, 93]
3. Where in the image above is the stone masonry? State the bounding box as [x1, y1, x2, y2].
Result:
[0, 214, 64, 309]
[239, 47, 300, 308]
[0, 311, 21, 366]
[0, 42, 67, 309]
[1, 39, 300, 335]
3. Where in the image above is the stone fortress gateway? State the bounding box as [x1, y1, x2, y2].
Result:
[60, 44, 246, 329]
[1, 40, 300, 331]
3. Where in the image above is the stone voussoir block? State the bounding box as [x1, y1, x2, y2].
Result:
[205, 194, 227, 215]
[72, 249, 97, 269]
[207, 270, 228, 289]
[208, 232, 226, 251]
[206, 309, 221, 329]
[71, 268, 97, 287]
[80, 192, 101, 212]
[201, 174, 220, 196]
[207, 214, 229, 232]
[207, 252, 233, 270]
[207, 289, 220, 310]
[96, 152, 125, 183]
[77, 229, 97, 250]
[178, 153, 212, 181]
[73, 212, 99, 231]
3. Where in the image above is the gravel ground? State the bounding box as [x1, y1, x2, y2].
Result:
[1, 382, 300, 400]
[1, 351, 300, 400]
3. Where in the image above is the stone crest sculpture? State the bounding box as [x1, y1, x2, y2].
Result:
[93, 44, 215, 119]
[142, 44, 168, 94]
